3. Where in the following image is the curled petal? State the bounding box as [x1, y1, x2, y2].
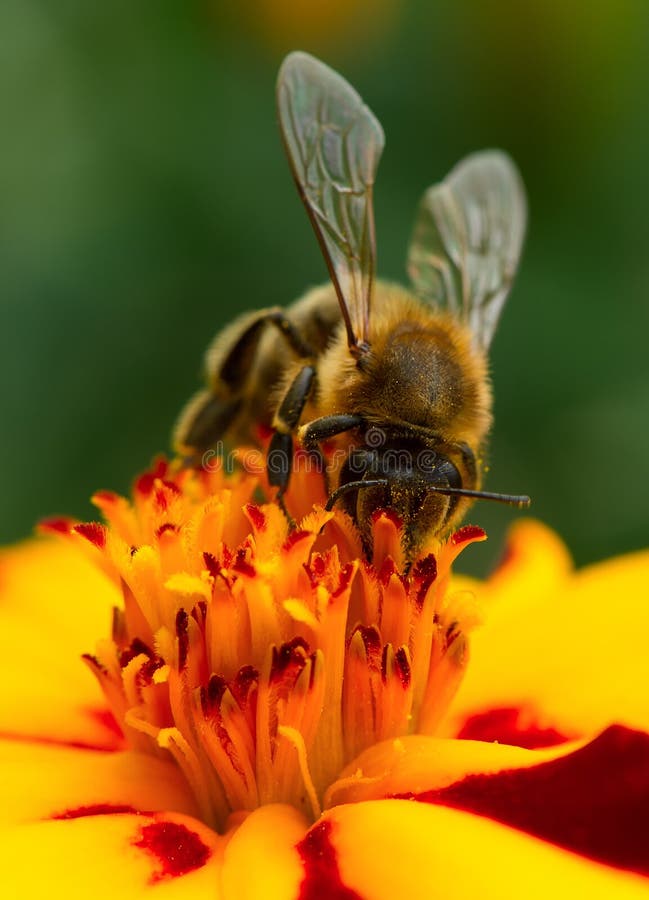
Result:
[325, 733, 573, 807]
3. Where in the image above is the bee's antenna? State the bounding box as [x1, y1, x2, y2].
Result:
[325, 480, 530, 511]
[426, 485, 531, 508]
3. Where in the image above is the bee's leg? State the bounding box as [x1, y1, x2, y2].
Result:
[175, 393, 242, 465]
[217, 309, 315, 388]
[296, 414, 367, 502]
[268, 364, 317, 520]
[297, 414, 366, 450]
[262, 310, 315, 359]
[175, 308, 315, 456]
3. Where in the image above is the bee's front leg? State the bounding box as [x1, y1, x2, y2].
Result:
[268, 365, 318, 521]
[297, 414, 366, 450]
[297, 413, 368, 510]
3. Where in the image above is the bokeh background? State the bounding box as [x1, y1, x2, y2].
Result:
[3, 0, 648, 576]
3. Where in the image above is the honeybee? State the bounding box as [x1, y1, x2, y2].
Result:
[175, 51, 530, 559]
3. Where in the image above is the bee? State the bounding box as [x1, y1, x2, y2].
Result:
[175, 51, 530, 559]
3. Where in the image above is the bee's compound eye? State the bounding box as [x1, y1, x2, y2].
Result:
[431, 456, 462, 489]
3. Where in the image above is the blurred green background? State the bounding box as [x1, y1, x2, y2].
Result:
[2, 0, 648, 575]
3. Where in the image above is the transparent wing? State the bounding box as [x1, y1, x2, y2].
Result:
[277, 51, 385, 353]
[407, 150, 527, 350]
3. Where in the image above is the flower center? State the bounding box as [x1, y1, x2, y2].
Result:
[63, 458, 484, 831]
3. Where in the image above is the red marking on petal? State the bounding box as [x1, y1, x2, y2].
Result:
[86, 707, 124, 742]
[176, 610, 189, 671]
[133, 458, 168, 496]
[297, 820, 362, 900]
[0, 728, 120, 753]
[151, 457, 169, 479]
[135, 472, 156, 496]
[413, 553, 437, 582]
[270, 638, 310, 685]
[82, 653, 106, 674]
[354, 625, 381, 668]
[73, 522, 107, 548]
[394, 646, 411, 688]
[134, 821, 211, 882]
[52, 803, 138, 820]
[137, 657, 165, 688]
[304, 553, 327, 587]
[92, 490, 119, 506]
[119, 638, 154, 668]
[381, 644, 410, 685]
[193, 600, 207, 627]
[156, 522, 179, 538]
[245, 503, 267, 532]
[445, 621, 461, 647]
[150, 481, 182, 514]
[112, 605, 127, 644]
[457, 707, 573, 749]
[377, 557, 407, 592]
[451, 524, 486, 546]
[203, 552, 220, 580]
[275, 637, 309, 662]
[38, 516, 75, 536]
[154, 488, 169, 512]
[233, 558, 256, 578]
[201, 674, 226, 714]
[377, 556, 397, 585]
[232, 665, 259, 710]
[332, 563, 354, 598]
[283, 529, 311, 553]
[398, 725, 649, 878]
[220, 545, 233, 568]
[412, 552, 437, 607]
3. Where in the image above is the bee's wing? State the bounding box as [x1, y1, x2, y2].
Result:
[407, 150, 527, 350]
[277, 52, 384, 354]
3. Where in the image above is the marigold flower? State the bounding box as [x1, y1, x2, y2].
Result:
[1, 458, 648, 898]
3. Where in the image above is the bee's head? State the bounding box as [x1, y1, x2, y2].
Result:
[327, 429, 530, 562]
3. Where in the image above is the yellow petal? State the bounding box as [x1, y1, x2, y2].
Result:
[475, 519, 573, 615]
[0, 740, 199, 825]
[0, 812, 223, 899]
[444, 521, 649, 740]
[0, 538, 123, 747]
[221, 804, 309, 900]
[0, 537, 116, 641]
[321, 801, 649, 900]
